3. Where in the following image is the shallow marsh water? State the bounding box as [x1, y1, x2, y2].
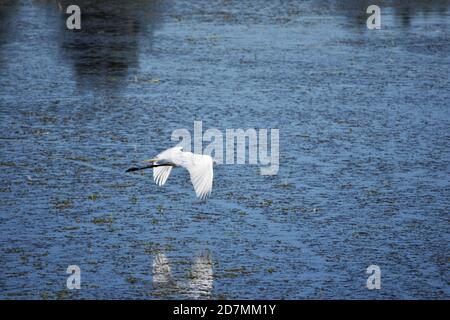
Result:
[0, 0, 449, 299]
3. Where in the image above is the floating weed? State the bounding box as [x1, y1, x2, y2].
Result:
[5, 247, 25, 254]
[352, 231, 369, 238]
[225, 192, 234, 199]
[40, 116, 57, 124]
[143, 242, 173, 255]
[126, 276, 138, 284]
[220, 268, 251, 279]
[7, 271, 28, 277]
[130, 196, 138, 204]
[236, 194, 248, 201]
[91, 215, 114, 225]
[56, 290, 70, 300]
[238, 211, 247, 217]
[170, 14, 182, 22]
[364, 189, 379, 196]
[0, 161, 17, 167]
[87, 194, 99, 201]
[192, 214, 214, 221]
[6, 291, 30, 297]
[267, 268, 277, 273]
[52, 199, 73, 210]
[66, 156, 89, 162]
[62, 226, 80, 231]
[40, 292, 51, 300]
[276, 182, 294, 189]
[261, 199, 273, 207]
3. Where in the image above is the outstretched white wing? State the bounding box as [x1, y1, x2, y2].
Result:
[185, 154, 214, 200]
[152, 146, 182, 186]
[153, 166, 172, 186]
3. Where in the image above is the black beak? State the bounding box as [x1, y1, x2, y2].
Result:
[126, 165, 152, 173]
[126, 164, 171, 173]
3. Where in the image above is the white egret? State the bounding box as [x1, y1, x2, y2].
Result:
[126, 146, 214, 200]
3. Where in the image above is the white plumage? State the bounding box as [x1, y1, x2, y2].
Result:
[153, 166, 172, 187]
[147, 146, 214, 200]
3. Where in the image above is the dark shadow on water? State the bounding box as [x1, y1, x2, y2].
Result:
[0, 0, 20, 66]
[0, 1, 19, 40]
[391, 0, 450, 27]
[313, 0, 450, 30]
[53, 0, 166, 93]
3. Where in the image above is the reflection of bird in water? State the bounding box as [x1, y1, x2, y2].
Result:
[152, 252, 213, 299]
[152, 253, 175, 286]
[187, 252, 214, 299]
[127, 146, 215, 200]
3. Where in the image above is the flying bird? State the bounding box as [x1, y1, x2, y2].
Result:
[126, 146, 214, 200]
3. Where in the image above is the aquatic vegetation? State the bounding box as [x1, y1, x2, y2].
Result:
[129, 196, 138, 204]
[144, 243, 173, 255]
[5, 247, 25, 254]
[62, 226, 80, 231]
[126, 276, 138, 284]
[40, 292, 50, 300]
[276, 182, 295, 189]
[56, 290, 70, 300]
[351, 231, 369, 238]
[261, 199, 273, 207]
[220, 267, 251, 279]
[51, 199, 74, 210]
[87, 194, 99, 201]
[238, 211, 247, 216]
[0, 162, 17, 167]
[0, 0, 448, 300]
[91, 215, 114, 225]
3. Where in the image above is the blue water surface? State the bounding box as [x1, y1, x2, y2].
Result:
[0, 0, 449, 299]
